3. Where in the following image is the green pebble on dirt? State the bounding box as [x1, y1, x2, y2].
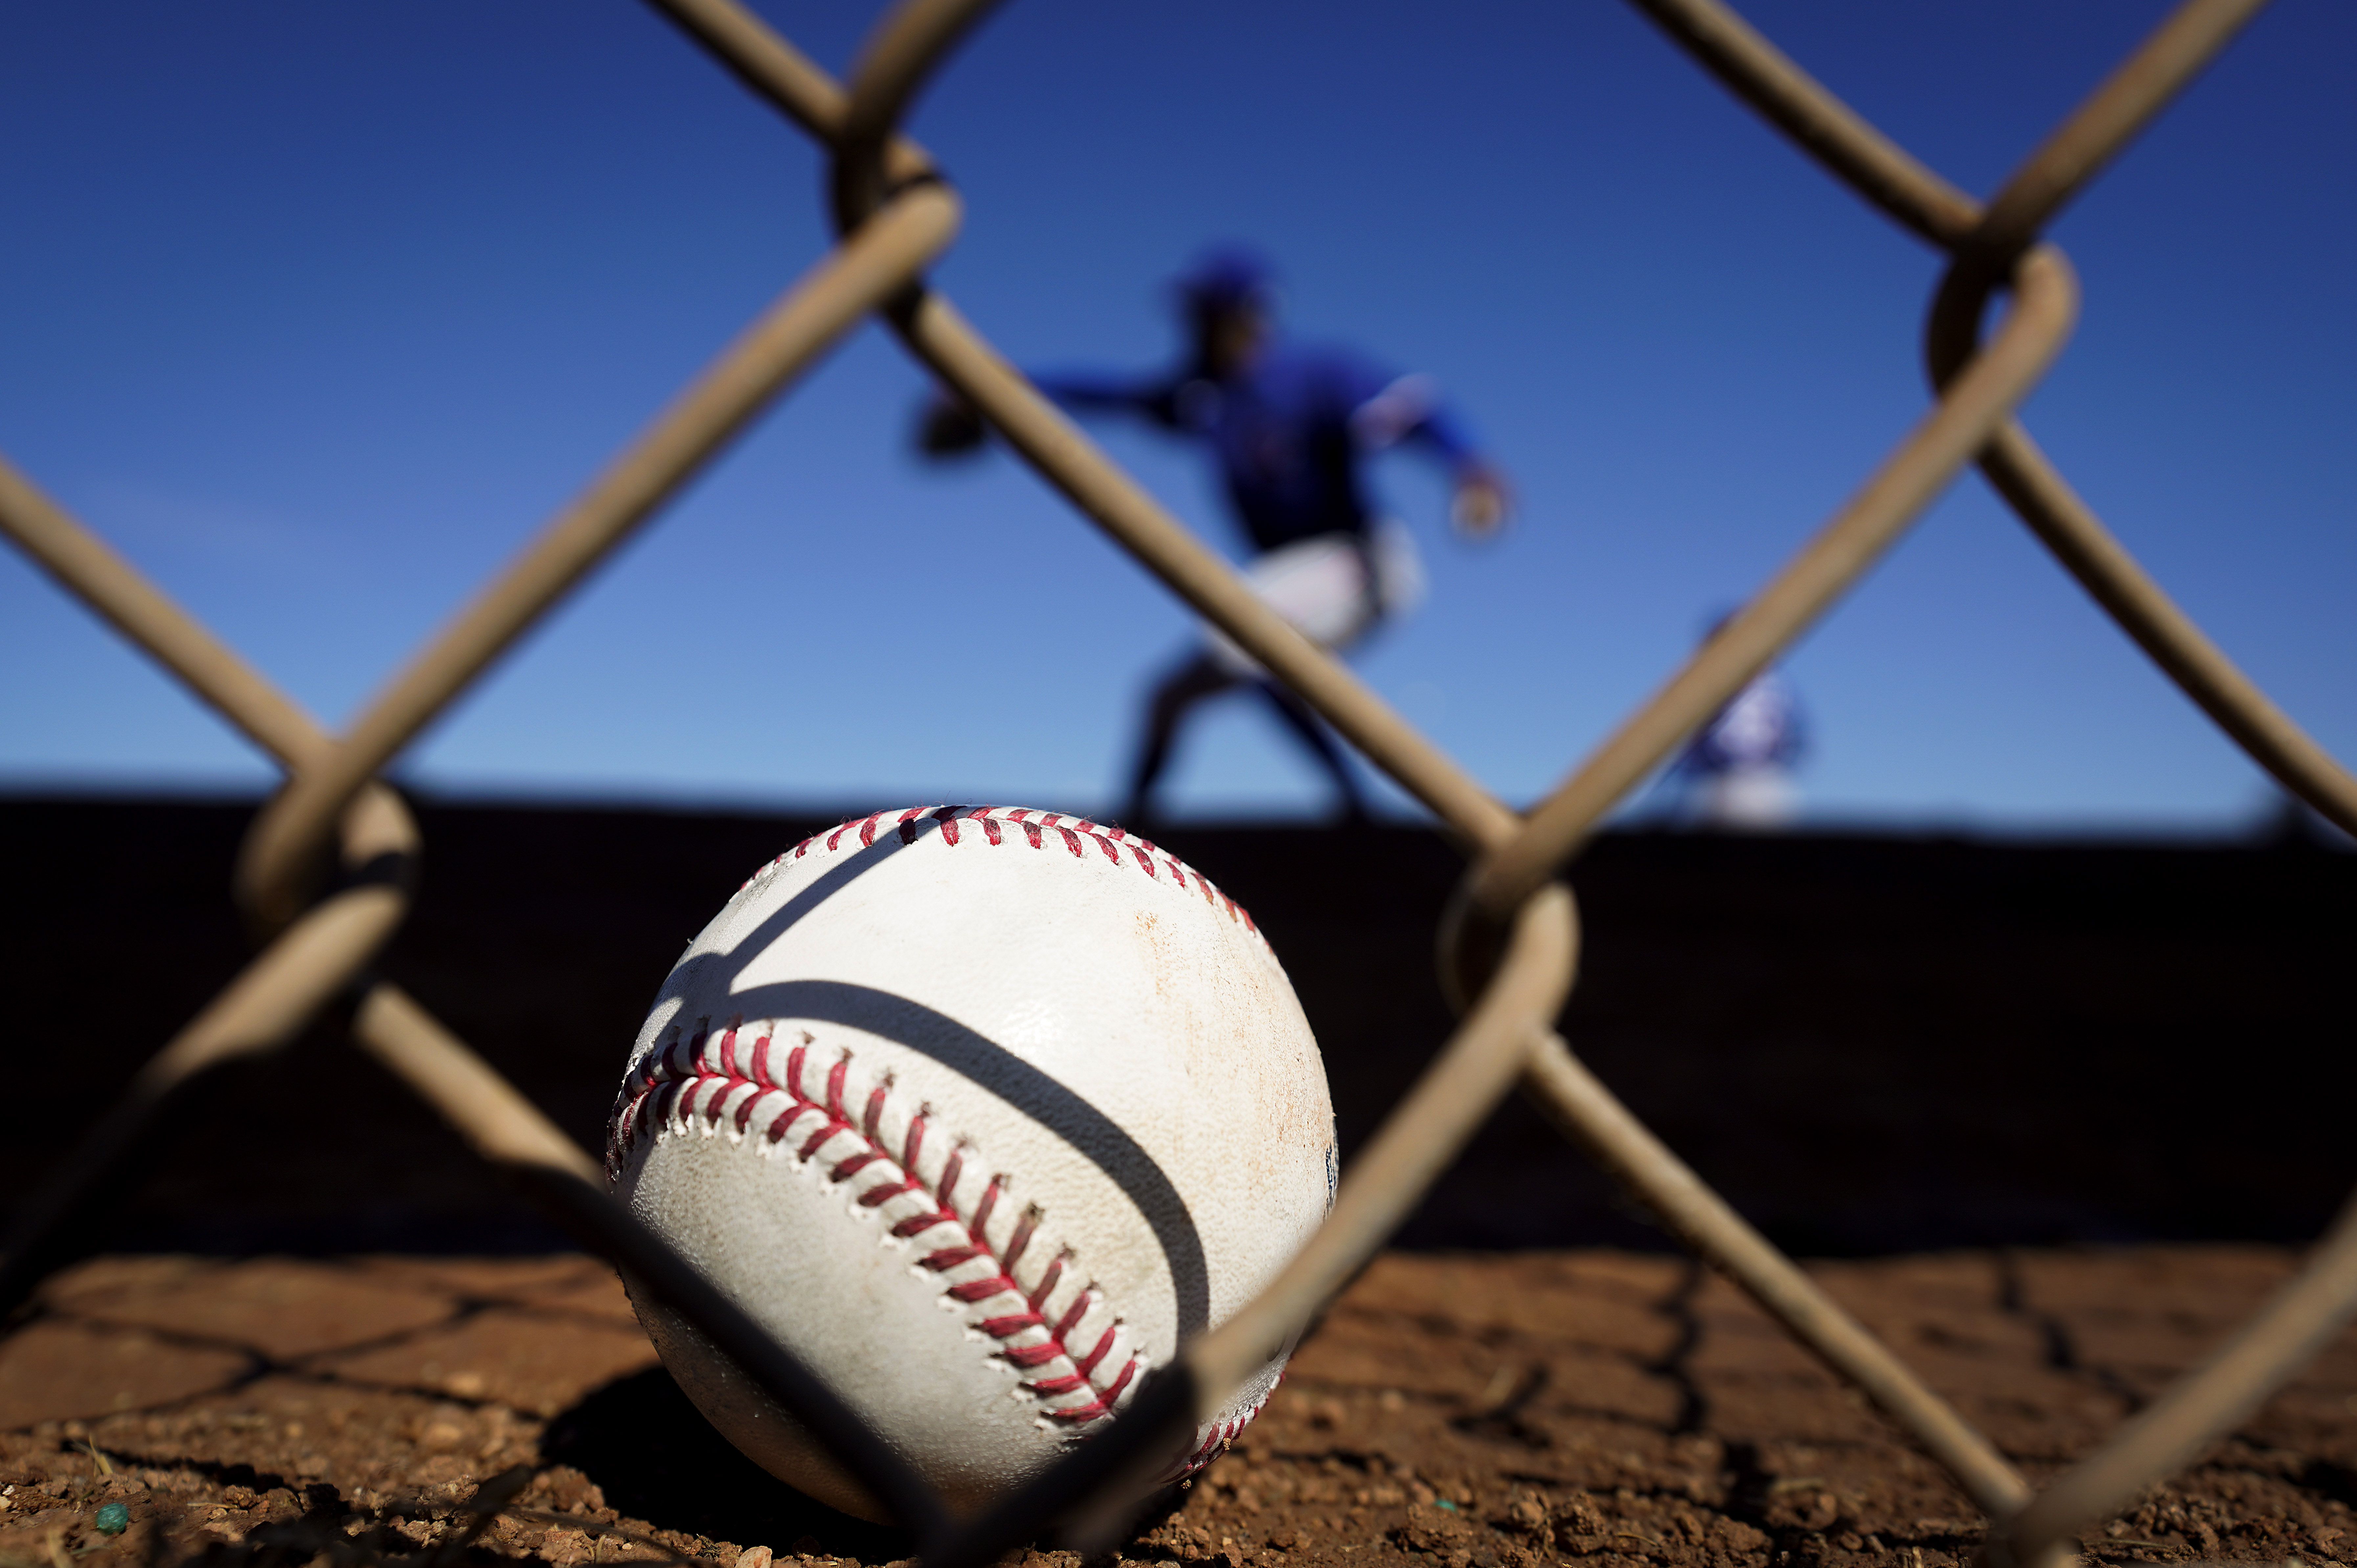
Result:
[94, 1503, 130, 1534]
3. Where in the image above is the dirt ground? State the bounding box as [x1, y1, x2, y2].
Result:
[3, 1248, 2354, 1568]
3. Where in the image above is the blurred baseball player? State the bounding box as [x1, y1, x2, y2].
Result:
[1671, 614, 1807, 829]
[918, 247, 1512, 824]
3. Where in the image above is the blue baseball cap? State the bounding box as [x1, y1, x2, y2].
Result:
[1172, 246, 1276, 314]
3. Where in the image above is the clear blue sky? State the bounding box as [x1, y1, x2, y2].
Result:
[2, 2, 2350, 831]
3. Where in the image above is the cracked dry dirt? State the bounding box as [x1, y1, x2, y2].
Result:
[2, 1249, 2353, 1568]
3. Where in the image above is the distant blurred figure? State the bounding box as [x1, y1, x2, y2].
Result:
[1671, 617, 1806, 830]
[917, 246, 1512, 825]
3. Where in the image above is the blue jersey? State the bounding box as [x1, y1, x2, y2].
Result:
[1681, 670, 1806, 776]
[1035, 341, 1480, 555]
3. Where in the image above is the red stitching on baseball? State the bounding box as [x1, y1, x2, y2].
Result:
[609, 1019, 1144, 1428]
[1001, 1341, 1064, 1370]
[758, 807, 1264, 937]
[798, 1119, 845, 1161]
[1003, 1207, 1040, 1274]
[971, 1174, 1004, 1240]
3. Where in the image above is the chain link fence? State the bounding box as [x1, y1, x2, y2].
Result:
[4, 2, 2353, 1565]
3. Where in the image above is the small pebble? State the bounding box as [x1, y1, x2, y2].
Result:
[95, 1503, 131, 1534]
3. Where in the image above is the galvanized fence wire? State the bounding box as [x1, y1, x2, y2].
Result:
[0, 1, 2352, 1565]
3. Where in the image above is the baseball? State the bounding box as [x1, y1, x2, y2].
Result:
[606, 805, 1337, 1521]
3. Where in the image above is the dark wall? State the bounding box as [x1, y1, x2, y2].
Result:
[3, 795, 2351, 1256]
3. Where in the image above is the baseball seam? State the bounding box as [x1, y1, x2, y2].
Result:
[610, 1015, 1142, 1430]
[738, 806, 1263, 942]
[1172, 1405, 1262, 1483]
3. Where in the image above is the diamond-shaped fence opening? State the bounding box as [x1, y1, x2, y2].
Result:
[4, 2, 2354, 1566]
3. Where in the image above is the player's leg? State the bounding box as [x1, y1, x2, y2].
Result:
[1170, 532, 1384, 823]
[1121, 651, 1244, 826]
[1257, 679, 1372, 823]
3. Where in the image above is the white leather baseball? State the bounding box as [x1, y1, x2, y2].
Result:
[606, 805, 1336, 1521]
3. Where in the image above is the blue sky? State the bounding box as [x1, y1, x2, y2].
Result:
[2, 2, 2350, 831]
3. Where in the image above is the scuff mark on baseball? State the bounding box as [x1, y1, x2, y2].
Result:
[606, 805, 1337, 1521]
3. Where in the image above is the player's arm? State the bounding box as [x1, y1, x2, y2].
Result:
[912, 371, 1174, 462]
[1344, 366, 1515, 538]
[1030, 370, 1174, 418]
